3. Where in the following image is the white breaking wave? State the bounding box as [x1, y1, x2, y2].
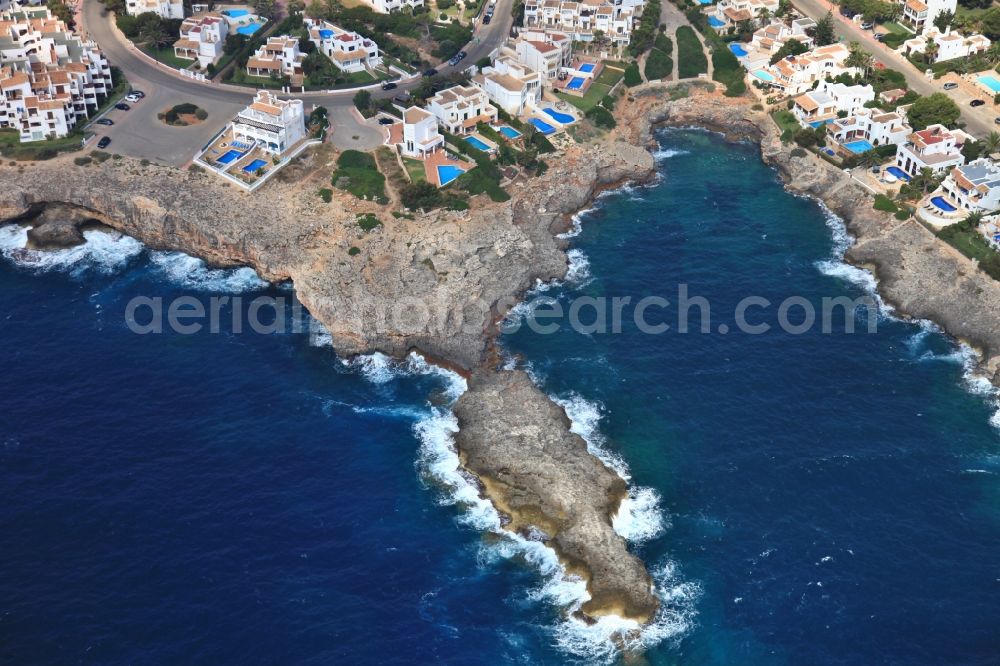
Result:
[0, 224, 142, 276]
[551, 393, 630, 480]
[308, 321, 333, 348]
[148, 251, 267, 293]
[565, 249, 592, 287]
[652, 147, 689, 161]
[613, 486, 668, 544]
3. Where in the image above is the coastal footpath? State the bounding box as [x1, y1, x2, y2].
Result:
[5, 84, 1000, 628]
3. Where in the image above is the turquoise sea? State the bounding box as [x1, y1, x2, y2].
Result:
[1, 129, 998, 664]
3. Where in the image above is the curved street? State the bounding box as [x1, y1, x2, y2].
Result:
[79, 0, 514, 164]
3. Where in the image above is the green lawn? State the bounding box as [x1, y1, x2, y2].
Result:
[332, 149, 388, 203]
[771, 110, 800, 142]
[676, 26, 708, 79]
[0, 128, 86, 159]
[556, 65, 624, 111]
[938, 224, 999, 266]
[140, 44, 194, 70]
[880, 21, 911, 35]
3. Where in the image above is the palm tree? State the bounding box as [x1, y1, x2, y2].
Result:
[985, 131, 1000, 154]
[961, 211, 984, 231]
[757, 7, 771, 27]
[986, 42, 1000, 66]
[845, 41, 874, 79]
[914, 166, 938, 194]
[924, 40, 939, 65]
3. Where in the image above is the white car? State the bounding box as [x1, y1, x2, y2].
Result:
[124, 93, 141, 103]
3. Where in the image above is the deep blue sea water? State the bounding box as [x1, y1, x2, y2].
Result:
[1, 129, 999, 664]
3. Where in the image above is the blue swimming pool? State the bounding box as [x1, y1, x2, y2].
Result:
[708, 16, 725, 27]
[464, 136, 492, 152]
[319, 29, 334, 39]
[887, 165, 911, 181]
[528, 118, 556, 135]
[978, 75, 1000, 93]
[578, 63, 595, 73]
[222, 8, 249, 16]
[844, 139, 875, 154]
[217, 149, 244, 164]
[237, 22, 263, 35]
[752, 69, 774, 82]
[498, 126, 521, 139]
[437, 164, 465, 186]
[697, 0, 713, 4]
[931, 196, 957, 212]
[567, 76, 585, 90]
[542, 108, 574, 124]
[243, 159, 267, 174]
[729, 43, 748, 57]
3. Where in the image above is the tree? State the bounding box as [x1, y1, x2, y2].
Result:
[251, 0, 277, 19]
[961, 211, 985, 230]
[352, 89, 372, 113]
[933, 9, 955, 33]
[923, 39, 939, 64]
[757, 7, 771, 27]
[770, 38, 808, 64]
[912, 166, 939, 194]
[987, 131, 1000, 154]
[982, 7, 1000, 40]
[813, 11, 836, 46]
[906, 92, 961, 129]
[287, 0, 305, 14]
[985, 41, 1000, 65]
[776, 0, 793, 18]
[845, 41, 875, 79]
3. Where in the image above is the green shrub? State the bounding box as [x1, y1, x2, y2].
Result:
[623, 62, 642, 87]
[172, 102, 198, 115]
[348, 246, 361, 256]
[357, 213, 381, 231]
[676, 26, 708, 79]
[318, 187, 333, 202]
[73, 156, 92, 166]
[874, 194, 899, 213]
[585, 105, 617, 129]
[644, 48, 673, 80]
[195, 108, 208, 120]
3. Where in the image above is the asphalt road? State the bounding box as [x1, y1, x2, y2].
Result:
[792, 0, 997, 138]
[80, 0, 514, 164]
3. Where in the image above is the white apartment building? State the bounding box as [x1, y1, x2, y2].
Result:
[174, 13, 229, 68]
[736, 20, 814, 71]
[895, 124, 970, 176]
[512, 29, 573, 79]
[792, 81, 874, 126]
[362, 0, 423, 12]
[305, 18, 381, 74]
[829, 108, 912, 148]
[753, 43, 857, 95]
[401, 106, 444, 158]
[0, 8, 112, 142]
[711, 0, 779, 30]
[125, 0, 184, 20]
[427, 84, 499, 134]
[900, 0, 957, 34]
[938, 159, 1000, 213]
[523, 0, 642, 47]
[473, 56, 542, 116]
[232, 90, 306, 155]
[246, 35, 305, 78]
[899, 27, 989, 63]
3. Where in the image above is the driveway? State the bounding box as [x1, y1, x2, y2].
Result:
[792, 0, 997, 137]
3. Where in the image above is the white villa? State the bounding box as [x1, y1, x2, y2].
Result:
[363, 0, 423, 13]
[401, 106, 444, 158]
[895, 124, 970, 176]
[305, 18, 381, 74]
[734, 19, 814, 71]
[125, 0, 183, 19]
[792, 81, 874, 126]
[513, 29, 574, 79]
[427, 84, 499, 134]
[0, 7, 113, 142]
[174, 13, 228, 68]
[829, 108, 912, 148]
[246, 35, 305, 78]
[523, 0, 644, 47]
[937, 159, 1000, 214]
[752, 43, 856, 95]
[232, 90, 306, 155]
[900, 0, 956, 34]
[474, 56, 542, 116]
[899, 27, 990, 63]
[711, 0, 779, 31]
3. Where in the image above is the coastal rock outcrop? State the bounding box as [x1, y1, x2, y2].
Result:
[453, 369, 658, 623]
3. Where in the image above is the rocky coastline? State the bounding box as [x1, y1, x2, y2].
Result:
[5, 84, 1000, 631]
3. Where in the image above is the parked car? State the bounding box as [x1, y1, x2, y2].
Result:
[458, 51, 467, 59]
[482, 13, 491, 23]
[943, 82, 959, 90]
[873, 33, 885, 41]
[378, 117, 395, 125]
[971, 99, 986, 107]
[115, 102, 130, 111]
[97, 136, 111, 149]
[393, 93, 411, 104]
[95, 118, 114, 126]
[860, 21, 873, 30]
[130, 90, 145, 98]
[423, 68, 438, 77]
[124, 93, 141, 103]
[448, 56, 461, 66]
[994, 116, 1000, 124]
[381, 81, 397, 90]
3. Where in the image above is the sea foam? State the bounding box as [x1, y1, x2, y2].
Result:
[148, 251, 267, 293]
[0, 225, 142, 276]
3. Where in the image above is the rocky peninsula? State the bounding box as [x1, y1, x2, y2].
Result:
[5, 84, 1000, 629]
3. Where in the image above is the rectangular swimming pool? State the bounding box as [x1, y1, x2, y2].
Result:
[729, 43, 747, 57]
[217, 149, 243, 164]
[222, 8, 249, 16]
[578, 63, 595, 73]
[979, 75, 1000, 93]
[843, 139, 874, 154]
[528, 118, 556, 135]
[498, 126, 521, 139]
[886, 166, 911, 182]
[464, 136, 492, 152]
[237, 22, 263, 35]
[437, 164, 465, 186]
[243, 159, 267, 174]
[567, 76, 585, 90]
